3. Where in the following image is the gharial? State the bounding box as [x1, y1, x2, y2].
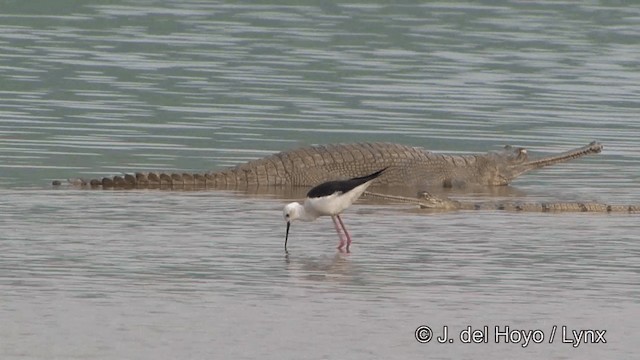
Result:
[362, 191, 640, 213]
[55, 140, 640, 214]
[59, 141, 603, 189]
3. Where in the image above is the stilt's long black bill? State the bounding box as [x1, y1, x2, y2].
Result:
[284, 221, 291, 252]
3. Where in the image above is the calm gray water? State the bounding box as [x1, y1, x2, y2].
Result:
[1, 1, 639, 359]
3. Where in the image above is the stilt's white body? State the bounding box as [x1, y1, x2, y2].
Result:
[298, 180, 371, 220]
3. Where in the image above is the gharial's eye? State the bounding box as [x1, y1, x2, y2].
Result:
[517, 148, 527, 160]
[285, 214, 290, 218]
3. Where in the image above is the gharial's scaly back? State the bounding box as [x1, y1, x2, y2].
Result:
[215, 142, 471, 187]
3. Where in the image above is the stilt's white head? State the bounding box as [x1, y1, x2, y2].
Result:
[283, 202, 304, 223]
[283, 202, 305, 253]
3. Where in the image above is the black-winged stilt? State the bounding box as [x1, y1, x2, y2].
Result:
[283, 167, 388, 253]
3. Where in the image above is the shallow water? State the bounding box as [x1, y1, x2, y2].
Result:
[1, 1, 639, 359]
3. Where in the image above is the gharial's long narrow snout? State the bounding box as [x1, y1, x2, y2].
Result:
[511, 141, 603, 175]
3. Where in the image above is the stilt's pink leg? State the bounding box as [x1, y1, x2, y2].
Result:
[331, 216, 346, 250]
[336, 215, 352, 252]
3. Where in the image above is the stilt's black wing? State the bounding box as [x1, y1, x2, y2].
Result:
[306, 167, 388, 198]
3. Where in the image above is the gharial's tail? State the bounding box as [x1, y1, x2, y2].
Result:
[55, 171, 228, 189]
